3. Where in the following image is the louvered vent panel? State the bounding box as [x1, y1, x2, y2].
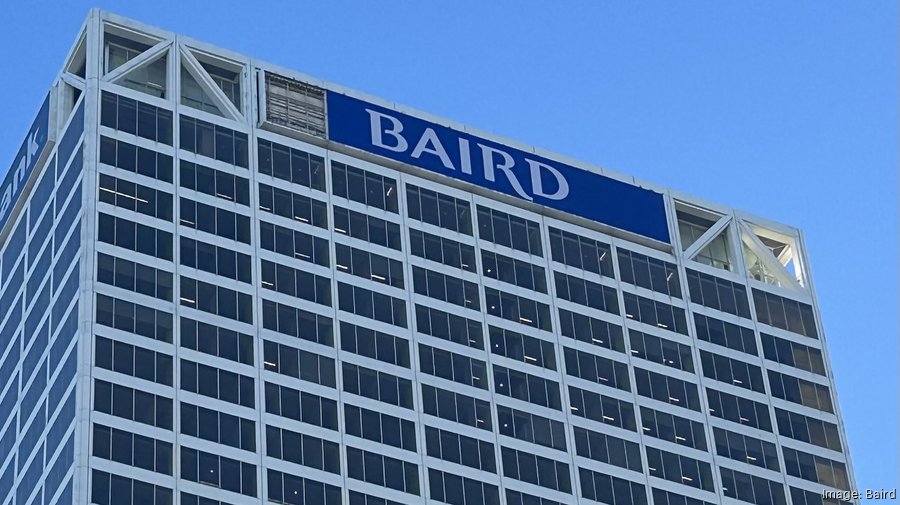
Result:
[264, 72, 326, 138]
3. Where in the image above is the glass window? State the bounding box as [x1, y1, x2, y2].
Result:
[101, 92, 172, 144]
[334, 206, 401, 250]
[332, 162, 398, 212]
[485, 287, 552, 331]
[477, 206, 542, 256]
[412, 266, 479, 310]
[685, 269, 752, 319]
[264, 382, 338, 430]
[720, 467, 786, 505]
[634, 368, 700, 411]
[425, 426, 495, 472]
[422, 384, 492, 430]
[406, 185, 472, 234]
[753, 289, 819, 339]
[775, 408, 841, 451]
[264, 339, 335, 388]
[336, 243, 404, 289]
[489, 326, 555, 370]
[260, 259, 331, 306]
[498, 405, 566, 452]
[272, 142, 322, 190]
[549, 227, 613, 277]
[501, 447, 571, 493]
[98, 213, 172, 261]
[493, 365, 560, 410]
[617, 248, 680, 296]
[700, 350, 766, 393]
[761, 332, 825, 375]
[346, 446, 418, 495]
[338, 282, 407, 328]
[259, 220, 329, 268]
[96, 252, 173, 301]
[341, 322, 410, 367]
[563, 346, 630, 391]
[408, 228, 477, 272]
[419, 344, 487, 390]
[641, 406, 707, 451]
[342, 363, 413, 409]
[707, 388, 772, 432]
[694, 313, 758, 356]
[181, 359, 254, 408]
[180, 160, 250, 205]
[623, 292, 688, 334]
[178, 115, 248, 167]
[344, 403, 416, 452]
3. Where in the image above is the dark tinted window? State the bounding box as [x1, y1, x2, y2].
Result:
[477, 206, 542, 256]
[180, 160, 250, 205]
[753, 289, 819, 338]
[548, 227, 613, 277]
[179, 115, 248, 167]
[332, 161, 398, 212]
[101, 92, 172, 144]
[685, 269, 751, 318]
[406, 185, 472, 234]
[640, 406, 707, 451]
[623, 293, 688, 334]
[99, 136, 173, 182]
[617, 248, 680, 297]
[408, 228, 476, 272]
[258, 138, 325, 191]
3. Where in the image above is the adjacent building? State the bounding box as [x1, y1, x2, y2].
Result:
[0, 9, 857, 505]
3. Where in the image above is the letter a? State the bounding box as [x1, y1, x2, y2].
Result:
[411, 128, 455, 170]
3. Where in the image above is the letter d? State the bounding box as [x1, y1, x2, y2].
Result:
[527, 160, 570, 200]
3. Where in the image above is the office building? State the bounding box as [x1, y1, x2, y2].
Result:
[0, 9, 857, 505]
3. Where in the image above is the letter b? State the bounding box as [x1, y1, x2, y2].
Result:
[366, 109, 408, 152]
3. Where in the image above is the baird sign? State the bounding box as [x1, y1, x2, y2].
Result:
[326, 92, 670, 243]
[1, 93, 51, 233]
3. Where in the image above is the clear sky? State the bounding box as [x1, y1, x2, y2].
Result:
[1, 1, 896, 498]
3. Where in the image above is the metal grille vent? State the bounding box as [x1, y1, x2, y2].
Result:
[264, 72, 326, 138]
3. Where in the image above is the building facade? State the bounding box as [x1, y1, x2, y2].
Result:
[0, 9, 857, 505]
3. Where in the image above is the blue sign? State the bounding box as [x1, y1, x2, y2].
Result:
[0, 93, 51, 234]
[326, 92, 670, 243]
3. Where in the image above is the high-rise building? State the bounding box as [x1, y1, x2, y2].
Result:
[0, 9, 857, 505]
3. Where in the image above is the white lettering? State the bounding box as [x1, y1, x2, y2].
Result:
[0, 132, 40, 220]
[16, 153, 29, 186]
[527, 159, 570, 200]
[411, 128, 454, 170]
[15, 154, 26, 185]
[479, 144, 532, 201]
[366, 109, 408, 152]
[359, 106, 575, 206]
[458, 138, 472, 175]
[27, 129, 40, 162]
[0, 187, 10, 217]
[1, 154, 26, 218]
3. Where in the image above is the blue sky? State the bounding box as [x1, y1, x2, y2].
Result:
[1, 1, 896, 498]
